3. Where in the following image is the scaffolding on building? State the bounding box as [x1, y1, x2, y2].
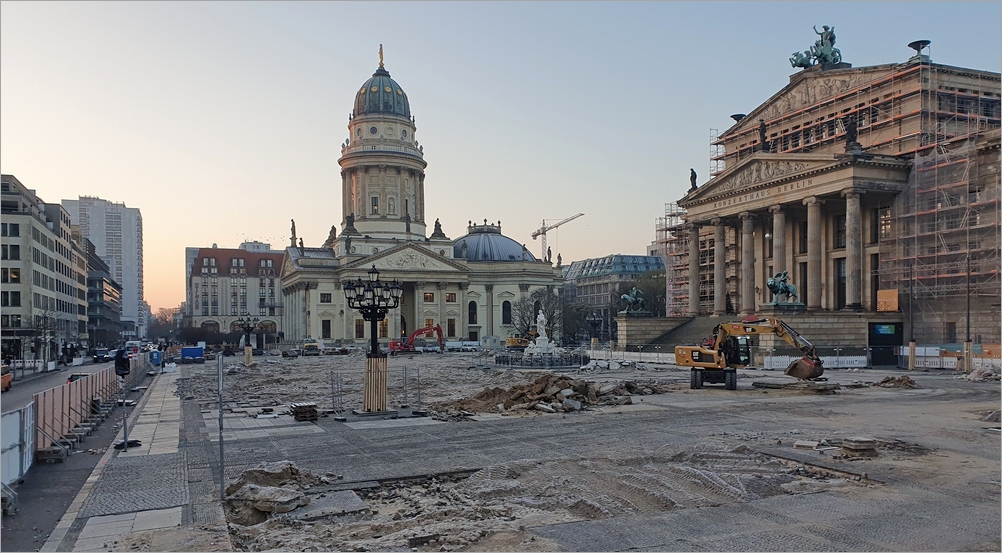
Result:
[656, 203, 687, 316]
[878, 62, 1001, 342]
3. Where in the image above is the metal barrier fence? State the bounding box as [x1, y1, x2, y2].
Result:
[588, 343, 1000, 371]
[1, 402, 34, 486]
[32, 353, 151, 452]
[329, 366, 425, 414]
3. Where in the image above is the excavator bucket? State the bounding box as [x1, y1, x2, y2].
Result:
[785, 356, 824, 380]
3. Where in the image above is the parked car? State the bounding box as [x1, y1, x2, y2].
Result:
[67, 373, 89, 384]
[93, 348, 112, 363]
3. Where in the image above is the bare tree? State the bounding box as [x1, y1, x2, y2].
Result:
[509, 288, 562, 340]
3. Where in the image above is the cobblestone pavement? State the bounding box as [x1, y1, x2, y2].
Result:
[77, 453, 189, 518]
[53, 367, 1001, 552]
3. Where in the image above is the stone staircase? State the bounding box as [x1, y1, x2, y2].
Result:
[648, 316, 726, 348]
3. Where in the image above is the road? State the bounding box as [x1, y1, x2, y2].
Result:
[1, 358, 111, 413]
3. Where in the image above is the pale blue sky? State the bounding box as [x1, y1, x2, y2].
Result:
[2, 1, 999, 310]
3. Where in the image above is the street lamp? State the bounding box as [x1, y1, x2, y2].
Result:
[343, 265, 403, 412]
[586, 312, 602, 352]
[235, 316, 259, 364]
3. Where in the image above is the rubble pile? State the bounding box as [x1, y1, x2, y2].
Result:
[430, 374, 675, 415]
[225, 461, 329, 526]
[872, 375, 918, 388]
[956, 366, 1002, 382]
[226, 445, 856, 552]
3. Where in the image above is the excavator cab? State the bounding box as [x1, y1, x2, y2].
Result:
[722, 336, 751, 366]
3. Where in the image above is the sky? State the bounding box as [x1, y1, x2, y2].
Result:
[2, 1, 1000, 313]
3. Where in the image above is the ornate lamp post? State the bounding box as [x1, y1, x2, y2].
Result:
[343, 265, 403, 412]
[235, 316, 259, 365]
[586, 312, 602, 351]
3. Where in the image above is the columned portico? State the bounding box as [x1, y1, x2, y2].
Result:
[804, 196, 823, 311]
[843, 189, 863, 310]
[769, 205, 786, 277]
[712, 219, 726, 315]
[739, 212, 755, 315]
[687, 224, 699, 315]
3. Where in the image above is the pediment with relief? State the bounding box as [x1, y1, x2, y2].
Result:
[280, 252, 296, 280]
[724, 65, 898, 138]
[683, 155, 834, 207]
[345, 244, 468, 274]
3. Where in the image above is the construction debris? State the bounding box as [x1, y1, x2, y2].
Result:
[429, 374, 672, 415]
[957, 366, 1002, 382]
[290, 402, 319, 422]
[225, 461, 323, 526]
[872, 376, 918, 388]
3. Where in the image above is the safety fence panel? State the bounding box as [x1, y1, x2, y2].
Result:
[1, 403, 34, 486]
[33, 353, 150, 451]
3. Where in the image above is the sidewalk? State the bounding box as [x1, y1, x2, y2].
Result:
[40, 366, 225, 552]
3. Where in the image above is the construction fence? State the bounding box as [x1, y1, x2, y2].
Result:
[585, 343, 1000, 371]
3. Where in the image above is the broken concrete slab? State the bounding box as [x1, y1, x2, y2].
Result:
[228, 483, 310, 513]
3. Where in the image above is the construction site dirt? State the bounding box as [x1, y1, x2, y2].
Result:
[165, 352, 1000, 552]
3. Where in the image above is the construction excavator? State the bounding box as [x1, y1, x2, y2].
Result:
[675, 317, 823, 390]
[389, 324, 445, 355]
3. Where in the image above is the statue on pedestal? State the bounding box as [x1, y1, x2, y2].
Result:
[536, 310, 547, 340]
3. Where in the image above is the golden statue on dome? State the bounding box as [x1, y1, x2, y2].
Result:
[378, 44, 384, 68]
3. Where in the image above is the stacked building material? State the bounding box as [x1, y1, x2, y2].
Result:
[841, 437, 878, 458]
[290, 402, 319, 422]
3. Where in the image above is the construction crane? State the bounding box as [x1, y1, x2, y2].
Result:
[531, 213, 584, 260]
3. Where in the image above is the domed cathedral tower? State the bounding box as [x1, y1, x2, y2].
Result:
[338, 46, 428, 247]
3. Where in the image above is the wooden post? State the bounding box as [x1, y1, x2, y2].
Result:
[363, 356, 388, 412]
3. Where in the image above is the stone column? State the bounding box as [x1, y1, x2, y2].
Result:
[458, 283, 469, 340]
[804, 196, 823, 310]
[687, 224, 700, 315]
[415, 282, 426, 328]
[712, 219, 726, 315]
[739, 212, 756, 314]
[769, 205, 786, 277]
[485, 284, 494, 336]
[843, 189, 863, 310]
[437, 282, 448, 330]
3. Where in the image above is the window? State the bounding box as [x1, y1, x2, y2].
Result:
[320, 293, 332, 303]
[8, 291, 19, 307]
[447, 318, 456, 337]
[873, 208, 891, 243]
[322, 319, 332, 339]
[425, 319, 435, 332]
[0, 269, 5, 282]
[355, 319, 365, 338]
[423, 292, 434, 302]
[371, 196, 379, 214]
[1, 245, 19, 260]
[834, 215, 846, 249]
[502, 300, 512, 325]
[379, 320, 388, 338]
[0, 292, 6, 307]
[446, 292, 456, 303]
[468, 301, 478, 324]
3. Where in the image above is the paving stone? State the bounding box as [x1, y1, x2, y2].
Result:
[78, 453, 189, 518]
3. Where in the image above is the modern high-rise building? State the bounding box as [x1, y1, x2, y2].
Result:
[2, 175, 90, 360]
[62, 196, 145, 339]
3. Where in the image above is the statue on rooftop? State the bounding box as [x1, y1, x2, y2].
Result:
[323, 225, 338, 249]
[689, 168, 698, 191]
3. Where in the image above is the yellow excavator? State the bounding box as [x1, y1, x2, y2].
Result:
[675, 317, 823, 390]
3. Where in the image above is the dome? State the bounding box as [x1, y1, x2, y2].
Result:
[453, 223, 537, 262]
[354, 66, 411, 119]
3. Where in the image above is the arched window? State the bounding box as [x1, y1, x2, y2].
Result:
[502, 301, 512, 325]
[468, 301, 478, 325]
[533, 301, 542, 316]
